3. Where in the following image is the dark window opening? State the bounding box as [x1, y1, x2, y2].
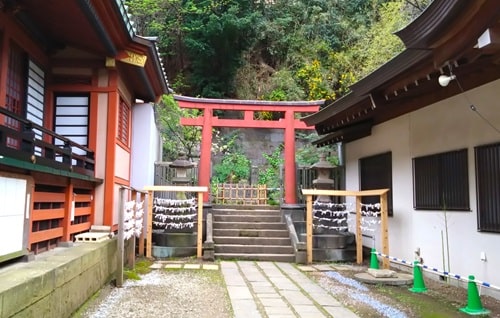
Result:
[475, 142, 500, 233]
[359, 152, 393, 216]
[413, 149, 469, 210]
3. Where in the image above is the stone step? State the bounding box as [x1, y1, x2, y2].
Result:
[213, 236, 291, 245]
[214, 214, 282, 223]
[214, 252, 295, 262]
[215, 244, 294, 254]
[211, 209, 281, 217]
[211, 207, 294, 262]
[212, 205, 279, 211]
[213, 221, 287, 230]
[213, 228, 290, 237]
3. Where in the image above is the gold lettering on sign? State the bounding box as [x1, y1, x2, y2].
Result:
[119, 51, 147, 67]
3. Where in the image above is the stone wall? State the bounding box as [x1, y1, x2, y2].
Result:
[213, 127, 313, 167]
[0, 239, 117, 317]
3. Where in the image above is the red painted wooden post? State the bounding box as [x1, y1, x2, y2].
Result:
[199, 108, 213, 202]
[284, 109, 296, 204]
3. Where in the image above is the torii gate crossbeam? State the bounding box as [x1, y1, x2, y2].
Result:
[174, 95, 323, 204]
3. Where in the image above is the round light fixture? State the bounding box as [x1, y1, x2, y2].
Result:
[438, 74, 456, 87]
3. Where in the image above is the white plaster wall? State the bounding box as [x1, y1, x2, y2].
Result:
[115, 145, 131, 181]
[345, 79, 500, 296]
[130, 103, 161, 190]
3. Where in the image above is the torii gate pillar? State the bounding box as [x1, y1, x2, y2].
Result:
[283, 109, 297, 204]
[175, 95, 323, 204]
[198, 110, 213, 203]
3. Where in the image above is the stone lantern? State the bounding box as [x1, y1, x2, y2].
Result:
[311, 153, 335, 202]
[170, 152, 194, 186]
[170, 152, 194, 200]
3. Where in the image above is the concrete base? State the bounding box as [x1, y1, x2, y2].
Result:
[58, 241, 74, 248]
[0, 240, 117, 317]
[313, 247, 356, 262]
[21, 252, 35, 262]
[203, 241, 215, 261]
[355, 272, 413, 285]
[295, 250, 307, 264]
[367, 268, 397, 278]
[152, 246, 196, 258]
[152, 232, 197, 247]
[280, 204, 305, 222]
[300, 232, 355, 249]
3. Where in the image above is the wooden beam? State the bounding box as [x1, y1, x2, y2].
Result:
[32, 208, 64, 221]
[380, 191, 390, 269]
[29, 227, 63, 244]
[146, 190, 153, 258]
[356, 195, 362, 265]
[143, 185, 208, 193]
[301, 189, 389, 197]
[138, 192, 146, 257]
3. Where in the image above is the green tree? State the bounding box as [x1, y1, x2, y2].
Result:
[156, 95, 201, 161]
[295, 132, 339, 166]
[180, 0, 261, 97]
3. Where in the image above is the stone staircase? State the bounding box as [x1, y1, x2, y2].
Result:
[212, 207, 295, 262]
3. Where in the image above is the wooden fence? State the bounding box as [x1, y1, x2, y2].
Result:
[213, 183, 268, 205]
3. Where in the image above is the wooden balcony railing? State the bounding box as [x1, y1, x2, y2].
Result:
[0, 107, 95, 176]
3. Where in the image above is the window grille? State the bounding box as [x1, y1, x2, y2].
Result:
[413, 149, 469, 210]
[118, 98, 130, 146]
[475, 142, 500, 233]
[359, 152, 393, 216]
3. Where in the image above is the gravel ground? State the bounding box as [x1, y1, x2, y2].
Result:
[75, 269, 232, 318]
[309, 267, 500, 318]
[73, 262, 500, 318]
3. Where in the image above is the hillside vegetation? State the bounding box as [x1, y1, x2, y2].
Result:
[126, 0, 431, 102]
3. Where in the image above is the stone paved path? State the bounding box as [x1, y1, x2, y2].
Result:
[220, 261, 359, 318]
[151, 260, 359, 318]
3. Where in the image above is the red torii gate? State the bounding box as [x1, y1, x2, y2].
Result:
[174, 95, 324, 204]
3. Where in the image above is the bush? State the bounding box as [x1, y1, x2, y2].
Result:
[212, 152, 251, 183]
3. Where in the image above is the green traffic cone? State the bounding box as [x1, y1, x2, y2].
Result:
[459, 275, 490, 315]
[409, 261, 427, 293]
[369, 248, 379, 269]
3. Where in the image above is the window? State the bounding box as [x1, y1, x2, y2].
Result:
[54, 94, 90, 156]
[27, 60, 46, 155]
[359, 152, 393, 216]
[5, 42, 27, 149]
[475, 142, 500, 232]
[117, 98, 130, 146]
[413, 149, 469, 210]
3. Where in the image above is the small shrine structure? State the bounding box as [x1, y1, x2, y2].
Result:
[174, 95, 324, 204]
